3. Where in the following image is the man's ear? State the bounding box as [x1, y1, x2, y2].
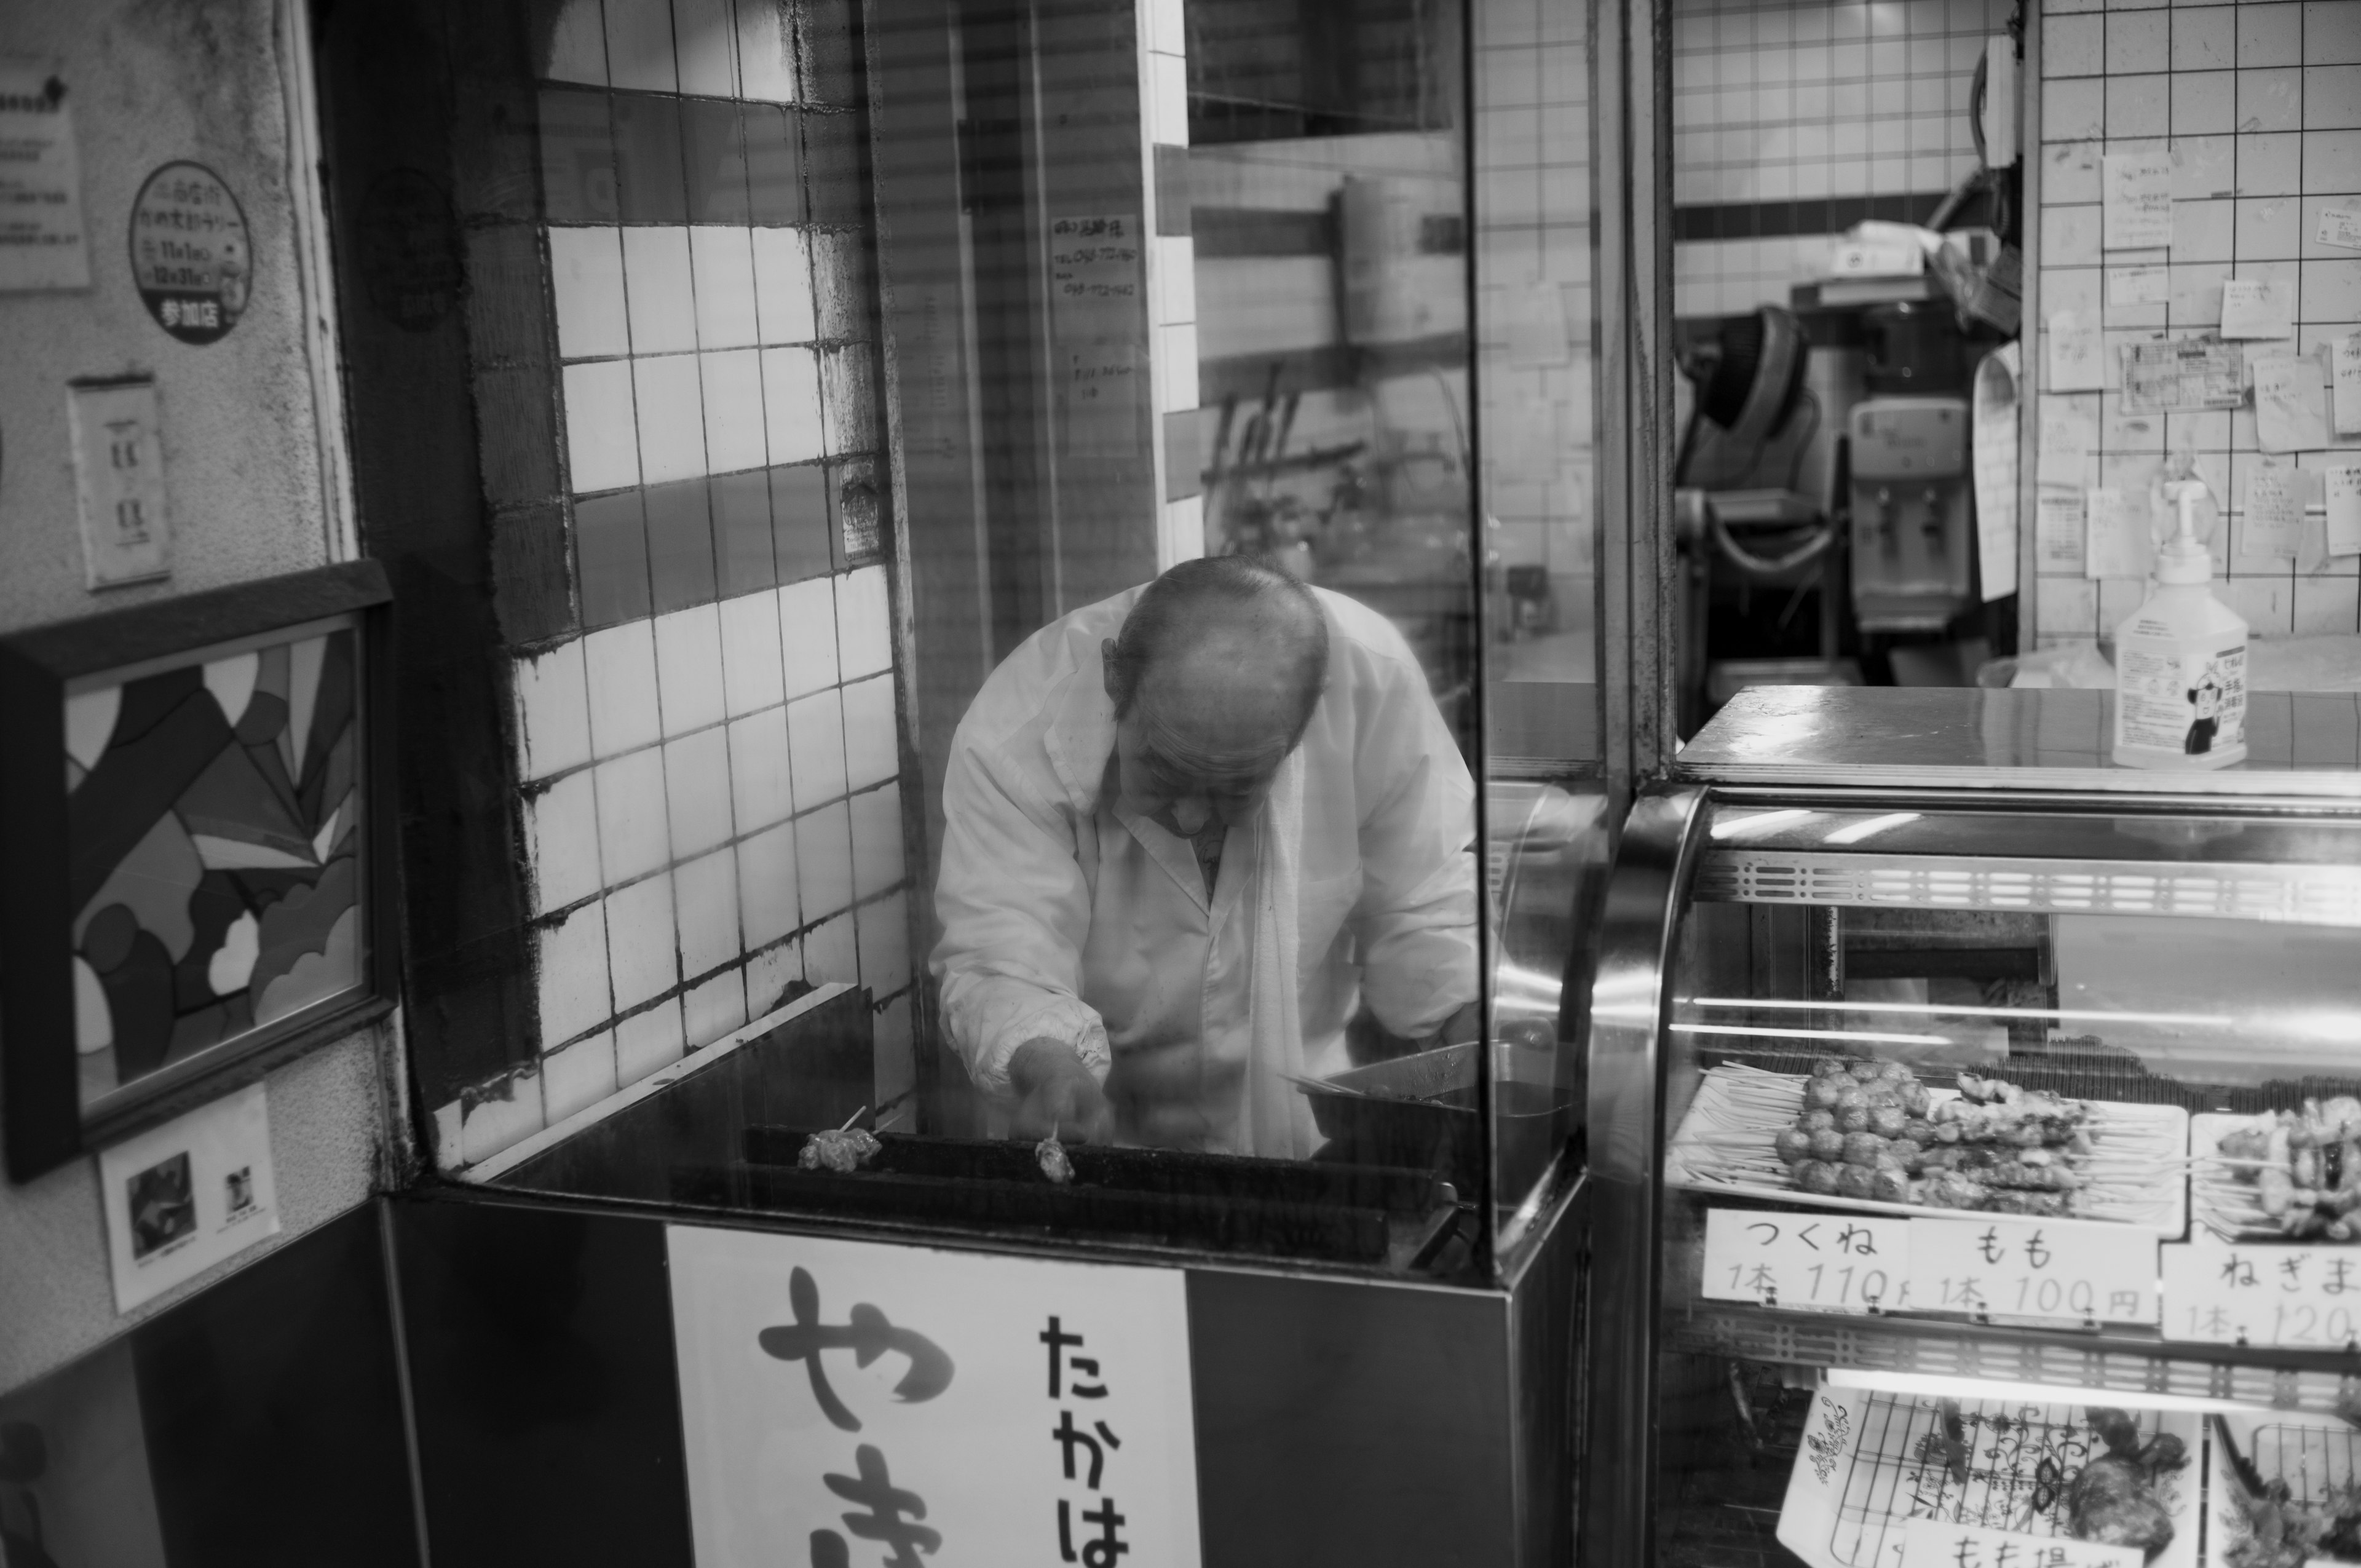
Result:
[1101, 638, 1119, 702]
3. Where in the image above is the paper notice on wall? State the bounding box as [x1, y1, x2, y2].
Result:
[2086, 487, 2153, 580]
[2122, 336, 2245, 413]
[2318, 205, 2361, 251]
[2107, 265, 2170, 307]
[2335, 335, 2361, 436]
[2253, 354, 2335, 454]
[98, 1082, 280, 1313]
[0, 61, 91, 290]
[2247, 464, 2306, 558]
[1972, 344, 2020, 601]
[2328, 467, 2361, 558]
[2036, 490, 2086, 574]
[2102, 151, 2173, 251]
[2220, 279, 2294, 341]
[2047, 312, 2108, 392]
[1048, 214, 1142, 338]
[2037, 402, 2094, 486]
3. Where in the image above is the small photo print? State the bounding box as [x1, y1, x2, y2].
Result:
[125, 1153, 196, 1262]
[224, 1165, 255, 1218]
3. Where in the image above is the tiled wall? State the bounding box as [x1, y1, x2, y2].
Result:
[1473, 0, 1597, 584]
[1142, 0, 1208, 566]
[2031, 0, 2361, 646]
[1672, 0, 2008, 318]
[440, 0, 917, 1167]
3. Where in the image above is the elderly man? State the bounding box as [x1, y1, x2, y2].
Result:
[930, 555, 1479, 1159]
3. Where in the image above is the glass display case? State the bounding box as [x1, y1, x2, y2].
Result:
[1588, 687, 2361, 1568]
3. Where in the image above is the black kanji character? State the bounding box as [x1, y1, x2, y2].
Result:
[757, 1267, 955, 1432]
[825, 1444, 940, 1568]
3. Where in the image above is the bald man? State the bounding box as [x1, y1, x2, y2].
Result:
[930, 556, 1480, 1159]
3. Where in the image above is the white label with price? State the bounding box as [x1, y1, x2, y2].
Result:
[1701, 1209, 1913, 1312]
[2160, 1240, 2361, 1348]
[1900, 1519, 2140, 1568]
[1904, 1217, 2159, 1324]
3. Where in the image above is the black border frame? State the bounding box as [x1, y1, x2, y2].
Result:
[0, 560, 402, 1182]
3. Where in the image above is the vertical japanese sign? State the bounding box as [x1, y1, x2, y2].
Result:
[668, 1225, 1201, 1568]
[0, 60, 89, 290]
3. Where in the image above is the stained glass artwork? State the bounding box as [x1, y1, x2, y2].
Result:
[64, 620, 366, 1112]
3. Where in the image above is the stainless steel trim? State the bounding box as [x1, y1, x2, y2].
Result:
[1581, 782, 1707, 1568]
[1696, 849, 2361, 925]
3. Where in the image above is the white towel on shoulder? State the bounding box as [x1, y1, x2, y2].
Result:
[1237, 750, 1318, 1159]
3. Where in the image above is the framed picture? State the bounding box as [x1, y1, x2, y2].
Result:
[0, 562, 398, 1181]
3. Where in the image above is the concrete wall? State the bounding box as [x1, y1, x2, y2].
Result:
[0, 0, 400, 1394]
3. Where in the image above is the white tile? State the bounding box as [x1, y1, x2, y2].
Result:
[2172, 6, 2232, 71]
[840, 675, 897, 791]
[2313, 66, 2361, 132]
[595, 746, 673, 882]
[542, 0, 607, 83]
[672, 0, 741, 94]
[430, 1099, 464, 1171]
[2172, 70, 2235, 136]
[537, 900, 613, 1046]
[634, 354, 708, 486]
[1155, 322, 1200, 411]
[615, 997, 686, 1085]
[857, 892, 911, 994]
[788, 687, 848, 810]
[2044, 12, 2102, 74]
[462, 1070, 544, 1166]
[513, 640, 593, 780]
[2295, 576, 2360, 636]
[700, 349, 768, 475]
[674, 845, 742, 978]
[873, 990, 914, 1106]
[848, 782, 904, 899]
[583, 620, 665, 758]
[777, 576, 840, 699]
[665, 726, 735, 858]
[2236, 2, 2300, 68]
[751, 227, 816, 343]
[834, 564, 894, 679]
[2308, 131, 2361, 192]
[623, 228, 698, 354]
[746, 940, 804, 1020]
[684, 965, 748, 1048]
[548, 226, 630, 360]
[727, 708, 795, 831]
[2303, 257, 2361, 321]
[690, 226, 761, 349]
[563, 360, 641, 494]
[1145, 0, 1184, 57]
[738, 820, 801, 946]
[796, 799, 855, 921]
[526, 770, 604, 913]
[2239, 66, 2303, 135]
[606, 873, 681, 1011]
[542, 1030, 618, 1123]
[761, 347, 826, 464]
[1148, 49, 1188, 145]
[605, 0, 677, 91]
[654, 601, 728, 735]
[1154, 235, 1196, 325]
[802, 910, 858, 984]
[719, 590, 788, 716]
[2313, 1, 2361, 68]
[737, 0, 799, 101]
[2105, 9, 2167, 72]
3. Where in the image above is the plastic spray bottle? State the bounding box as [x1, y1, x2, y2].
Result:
[2112, 475, 2247, 769]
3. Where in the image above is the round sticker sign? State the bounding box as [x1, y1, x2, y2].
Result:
[129, 162, 252, 344]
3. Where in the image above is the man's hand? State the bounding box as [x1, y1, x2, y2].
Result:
[1435, 1000, 1484, 1047]
[1008, 1039, 1115, 1144]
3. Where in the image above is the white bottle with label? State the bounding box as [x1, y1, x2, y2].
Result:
[2112, 479, 2247, 769]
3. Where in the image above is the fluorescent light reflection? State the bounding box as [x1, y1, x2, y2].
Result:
[1824, 812, 1921, 845]
[1685, 997, 2234, 1029]
[1710, 809, 1814, 841]
[1825, 1367, 2259, 1417]
[1671, 1023, 1950, 1047]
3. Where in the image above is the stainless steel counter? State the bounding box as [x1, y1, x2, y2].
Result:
[1675, 686, 2361, 798]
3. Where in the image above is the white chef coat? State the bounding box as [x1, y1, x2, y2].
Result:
[930, 581, 1479, 1154]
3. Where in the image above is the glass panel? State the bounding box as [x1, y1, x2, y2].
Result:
[408, 0, 1615, 1281]
[1653, 796, 2361, 1567]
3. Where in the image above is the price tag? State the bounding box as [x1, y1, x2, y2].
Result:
[1905, 1217, 2158, 1324]
[1701, 1208, 1912, 1312]
[2160, 1240, 2361, 1349]
[1901, 1519, 2140, 1568]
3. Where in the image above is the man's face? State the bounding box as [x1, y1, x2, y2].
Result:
[1104, 638, 1298, 835]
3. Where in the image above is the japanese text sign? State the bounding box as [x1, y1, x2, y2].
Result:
[668, 1225, 1201, 1568]
[1904, 1217, 2158, 1324]
[1702, 1208, 1913, 1313]
[1900, 1519, 2140, 1568]
[2160, 1239, 2361, 1350]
